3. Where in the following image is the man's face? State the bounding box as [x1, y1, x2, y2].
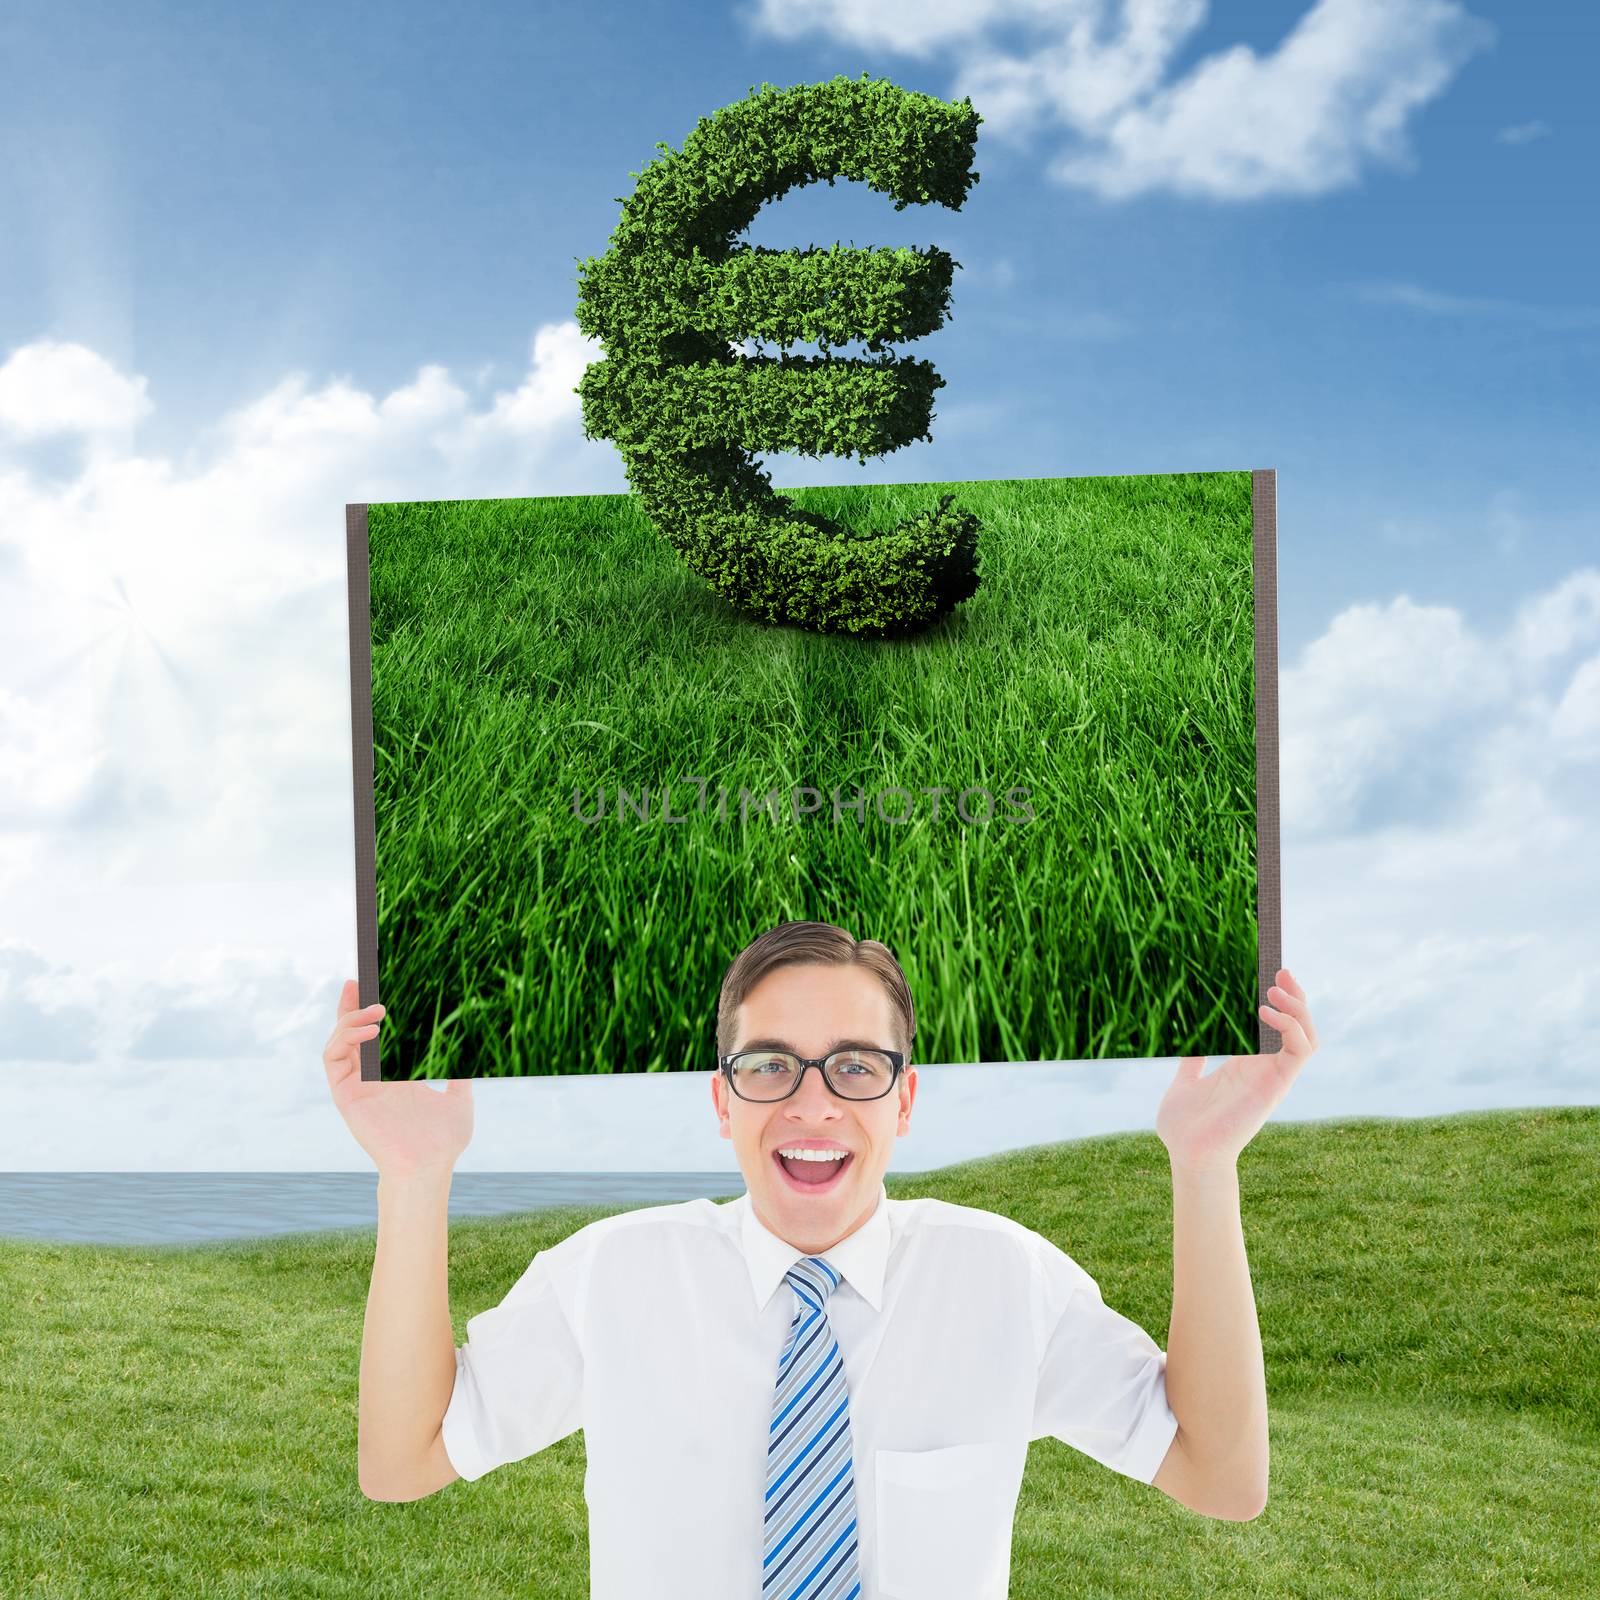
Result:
[711, 961, 916, 1254]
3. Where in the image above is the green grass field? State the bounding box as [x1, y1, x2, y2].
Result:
[367, 470, 1260, 1079]
[4, 1107, 1594, 1598]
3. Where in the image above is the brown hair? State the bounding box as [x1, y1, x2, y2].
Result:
[716, 920, 916, 1063]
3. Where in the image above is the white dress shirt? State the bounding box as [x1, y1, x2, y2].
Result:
[441, 1179, 1179, 1600]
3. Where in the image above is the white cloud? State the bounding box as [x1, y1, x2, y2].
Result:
[1270, 576, 1600, 1111]
[377, 363, 472, 428]
[0, 680, 103, 825]
[1507, 570, 1600, 668]
[0, 942, 98, 1061]
[1279, 594, 1504, 836]
[745, 0, 1497, 201]
[1349, 280, 1600, 333]
[0, 338, 153, 439]
[1551, 654, 1600, 746]
[0, 323, 617, 900]
[1485, 486, 1527, 557]
[471, 323, 599, 438]
[953, 0, 1212, 140]
[1279, 577, 1600, 840]
[1048, 0, 1496, 200]
[740, 0, 1041, 59]
[1495, 119, 1550, 146]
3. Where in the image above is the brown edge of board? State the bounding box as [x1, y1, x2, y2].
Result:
[346, 503, 383, 1082]
[1252, 468, 1283, 1055]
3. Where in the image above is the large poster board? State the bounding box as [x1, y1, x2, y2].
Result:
[346, 467, 1280, 1081]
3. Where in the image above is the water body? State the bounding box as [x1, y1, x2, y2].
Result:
[0, 1171, 749, 1247]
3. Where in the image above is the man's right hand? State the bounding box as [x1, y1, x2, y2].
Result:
[324, 979, 474, 1178]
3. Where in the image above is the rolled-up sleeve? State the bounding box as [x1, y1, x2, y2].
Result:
[440, 1245, 585, 1482]
[1028, 1236, 1179, 1484]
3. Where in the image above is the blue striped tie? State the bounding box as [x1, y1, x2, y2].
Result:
[762, 1256, 861, 1600]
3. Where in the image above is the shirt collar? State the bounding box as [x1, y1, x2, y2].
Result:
[736, 1179, 889, 1314]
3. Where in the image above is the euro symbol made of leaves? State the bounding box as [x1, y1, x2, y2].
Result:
[573, 74, 985, 639]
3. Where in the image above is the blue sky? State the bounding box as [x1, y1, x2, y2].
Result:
[1, 1, 1596, 1170]
[5, 0, 1596, 642]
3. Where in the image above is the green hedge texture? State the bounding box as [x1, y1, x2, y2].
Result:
[574, 73, 987, 638]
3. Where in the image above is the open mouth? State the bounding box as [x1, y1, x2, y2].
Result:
[773, 1148, 855, 1193]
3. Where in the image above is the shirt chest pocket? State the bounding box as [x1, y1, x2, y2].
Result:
[874, 1439, 1030, 1600]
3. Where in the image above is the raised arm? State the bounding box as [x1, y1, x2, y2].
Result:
[321, 979, 475, 1500]
[1149, 1162, 1268, 1519]
[1151, 966, 1319, 1519]
[359, 1167, 462, 1500]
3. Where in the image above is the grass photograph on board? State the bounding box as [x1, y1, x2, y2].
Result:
[344, 465, 1280, 1082]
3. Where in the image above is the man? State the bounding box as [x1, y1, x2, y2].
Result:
[333, 920, 1317, 1599]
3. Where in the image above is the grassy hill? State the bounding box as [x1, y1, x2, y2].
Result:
[2, 1106, 1594, 1598]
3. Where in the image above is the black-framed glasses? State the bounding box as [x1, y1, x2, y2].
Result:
[719, 1048, 906, 1102]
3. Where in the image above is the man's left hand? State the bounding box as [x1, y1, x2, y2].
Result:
[1155, 967, 1318, 1174]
